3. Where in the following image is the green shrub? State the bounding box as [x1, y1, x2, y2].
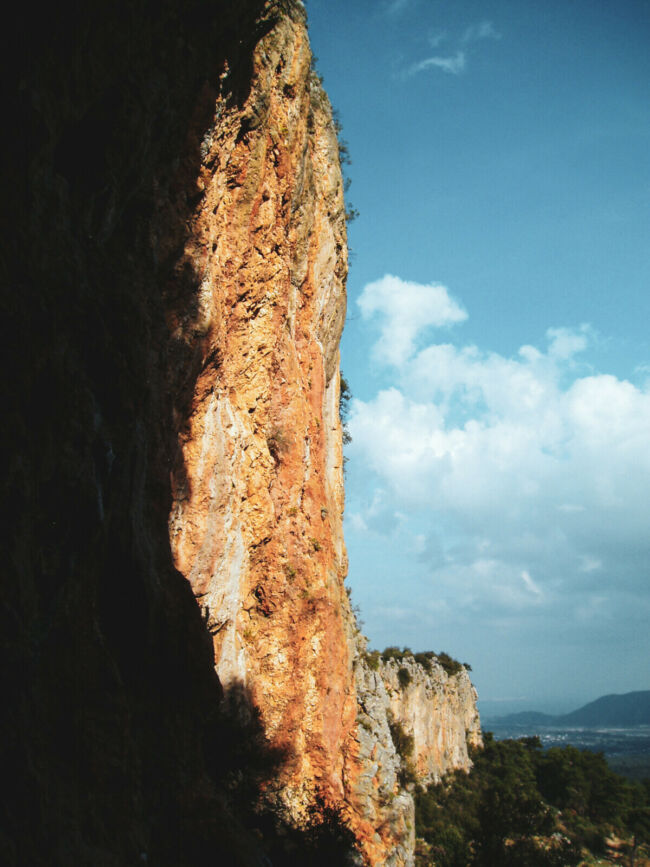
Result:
[389, 721, 417, 788]
[379, 646, 468, 678]
[340, 374, 352, 445]
[381, 646, 411, 663]
[398, 666, 412, 689]
[435, 652, 463, 677]
[389, 721, 414, 760]
[364, 650, 380, 671]
[399, 759, 418, 788]
[331, 111, 359, 225]
[267, 427, 289, 462]
[376, 647, 471, 681]
[413, 651, 436, 673]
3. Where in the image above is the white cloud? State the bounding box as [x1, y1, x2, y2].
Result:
[407, 51, 466, 76]
[357, 274, 467, 366]
[348, 278, 650, 626]
[405, 19, 500, 78]
[521, 570, 542, 597]
[348, 487, 404, 536]
[546, 325, 591, 360]
[461, 21, 501, 44]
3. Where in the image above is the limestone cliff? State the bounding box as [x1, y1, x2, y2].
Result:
[3, 1, 278, 863]
[164, 3, 415, 862]
[352, 645, 417, 864]
[379, 656, 482, 786]
[3, 0, 481, 863]
[167, 0, 349, 750]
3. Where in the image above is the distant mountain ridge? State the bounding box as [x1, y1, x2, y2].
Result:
[489, 690, 650, 728]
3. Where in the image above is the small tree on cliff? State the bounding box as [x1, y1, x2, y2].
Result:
[340, 373, 352, 444]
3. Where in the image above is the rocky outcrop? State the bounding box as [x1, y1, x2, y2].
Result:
[353, 646, 417, 865]
[167, 0, 349, 745]
[3, 0, 481, 863]
[347, 648, 482, 864]
[380, 656, 482, 786]
[3, 1, 277, 863]
[163, 3, 415, 862]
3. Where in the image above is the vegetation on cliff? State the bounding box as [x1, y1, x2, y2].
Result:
[389, 720, 418, 788]
[340, 373, 352, 445]
[368, 646, 470, 678]
[415, 733, 650, 866]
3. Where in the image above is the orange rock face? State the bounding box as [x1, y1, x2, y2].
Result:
[6, 0, 481, 860]
[164, 3, 406, 862]
[162, 4, 480, 863]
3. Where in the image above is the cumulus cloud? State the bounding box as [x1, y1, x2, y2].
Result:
[348, 488, 404, 536]
[348, 276, 650, 629]
[357, 274, 467, 366]
[546, 325, 591, 360]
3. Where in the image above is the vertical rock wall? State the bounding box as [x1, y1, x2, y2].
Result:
[167, 2, 348, 709]
[158, 3, 483, 862]
[167, 0, 351, 801]
[353, 648, 418, 865]
[163, 3, 419, 862]
[3, 0, 482, 862]
[2, 1, 275, 864]
[380, 657, 483, 786]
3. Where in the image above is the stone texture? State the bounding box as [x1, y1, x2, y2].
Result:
[156, 1, 446, 860]
[163, 4, 417, 861]
[3, 0, 482, 862]
[2, 1, 275, 864]
[380, 657, 483, 786]
[352, 644, 417, 866]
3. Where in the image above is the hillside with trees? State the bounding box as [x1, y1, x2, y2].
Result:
[415, 734, 650, 866]
[491, 691, 650, 728]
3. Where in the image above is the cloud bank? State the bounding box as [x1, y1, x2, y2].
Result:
[348, 275, 650, 635]
[358, 274, 467, 365]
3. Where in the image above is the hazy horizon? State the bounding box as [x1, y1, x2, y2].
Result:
[479, 688, 650, 721]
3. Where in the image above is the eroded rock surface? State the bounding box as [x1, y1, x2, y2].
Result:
[3, 0, 275, 864]
[164, 3, 416, 861]
[380, 656, 482, 786]
[353, 646, 417, 866]
[3, 0, 481, 863]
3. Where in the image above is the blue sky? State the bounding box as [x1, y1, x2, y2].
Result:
[306, 0, 650, 713]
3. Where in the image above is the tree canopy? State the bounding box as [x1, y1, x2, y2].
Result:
[415, 734, 650, 866]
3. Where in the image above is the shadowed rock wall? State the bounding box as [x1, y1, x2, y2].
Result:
[1, 2, 277, 864]
[161, 5, 415, 863]
[1, 2, 480, 864]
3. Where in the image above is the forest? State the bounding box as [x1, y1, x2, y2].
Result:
[415, 734, 650, 866]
